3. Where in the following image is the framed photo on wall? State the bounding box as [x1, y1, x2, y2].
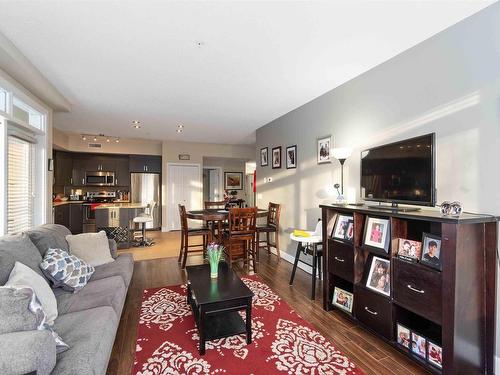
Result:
[366, 256, 390, 296]
[286, 145, 297, 169]
[260, 147, 268, 167]
[272, 146, 282, 169]
[332, 287, 353, 313]
[363, 216, 390, 252]
[317, 135, 331, 164]
[224, 172, 243, 190]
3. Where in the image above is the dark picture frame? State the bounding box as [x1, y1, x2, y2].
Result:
[272, 146, 281, 169]
[331, 214, 354, 243]
[332, 287, 353, 313]
[286, 145, 297, 169]
[366, 256, 390, 296]
[362, 216, 391, 253]
[317, 135, 331, 164]
[396, 323, 411, 350]
[224, 172, 243, 190]
[260, 147, 268, 167]
[420, 233, 442, 270]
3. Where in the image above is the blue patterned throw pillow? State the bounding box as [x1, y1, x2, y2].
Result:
[40, 248, 95, 292]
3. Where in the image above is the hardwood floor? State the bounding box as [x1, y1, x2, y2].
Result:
[107, 250, 429, 375]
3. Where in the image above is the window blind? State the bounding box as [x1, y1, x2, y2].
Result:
[7, 135, 35, 234]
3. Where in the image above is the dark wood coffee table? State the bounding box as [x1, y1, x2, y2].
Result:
[186, 262, 254, 355]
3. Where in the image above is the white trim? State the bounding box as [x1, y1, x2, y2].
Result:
[0, 117, 7, 234]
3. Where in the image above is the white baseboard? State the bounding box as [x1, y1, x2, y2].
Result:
[266, 247, 321, 279]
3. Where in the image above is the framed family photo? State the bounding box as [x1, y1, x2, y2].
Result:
[396, 323, 411, 350]
[420, 233, 442, 270]
[272, 146, 281, 169]
[411, 332, 427, 359]
[363, 216, 390, 252]
[317, 135, 331, 164]
[332, 287, 353, 313]
[332, 214, 354, 242]
[260, 147, 268, 167]
[224, 172, 243, 190]
[286, 145, 297, 169]
[366, 256, 390, 296]
[427, 341, 443, 369]
[397, 238, 422, 263]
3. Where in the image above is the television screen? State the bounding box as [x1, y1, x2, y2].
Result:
[361, 133, 435, 206]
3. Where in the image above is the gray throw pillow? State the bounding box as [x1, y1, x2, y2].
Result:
[40, 248, 95, 292]
[0, 233, 44, 285]
[0, 285, 69, 353]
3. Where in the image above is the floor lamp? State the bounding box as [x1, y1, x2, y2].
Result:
[332, 147, 352, 200]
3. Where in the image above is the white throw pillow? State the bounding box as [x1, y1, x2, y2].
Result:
[6, 262, 58, 325]
[66, 231, 114, 267]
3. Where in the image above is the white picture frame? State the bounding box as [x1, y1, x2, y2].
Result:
[332, 287, 353, 313]
[332, 214, 354, 242]
[366, 256, 390, 296]
[363, 216, 390, 251]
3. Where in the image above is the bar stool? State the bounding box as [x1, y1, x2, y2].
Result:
[289, 220, 323, 300]
[256, 202, 281, 261]
[132, 201, 156, 247]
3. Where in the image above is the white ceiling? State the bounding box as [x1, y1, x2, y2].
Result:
[0, 1, 494, 145]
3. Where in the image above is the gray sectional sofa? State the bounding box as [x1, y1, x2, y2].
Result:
[0, 224, 134, 375]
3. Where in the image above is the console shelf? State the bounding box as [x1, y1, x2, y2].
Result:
[321, 204, 498, 374]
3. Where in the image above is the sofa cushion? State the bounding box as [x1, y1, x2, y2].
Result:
[91, 253, 134, 287]
[55, 275, 126, 316]
[6, 262, 59, 325]
[40, 248, 95, 292]
[0, 285, 38, 334]
[66, 231, 114, 267]
[52, 306, 118, 375]
[25, 224, 72, 257]
[0, 233, 44, 285]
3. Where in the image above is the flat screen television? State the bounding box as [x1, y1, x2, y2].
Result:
[360, 133, 436, 207]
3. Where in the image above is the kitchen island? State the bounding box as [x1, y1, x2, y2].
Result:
[95, 203, 147, 248]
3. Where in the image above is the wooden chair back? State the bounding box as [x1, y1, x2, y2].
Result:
[267, 202, 281, 228]
[228, 207, 257, 237]
[178, 204, 188, 232]
[204, 201, 226, 209]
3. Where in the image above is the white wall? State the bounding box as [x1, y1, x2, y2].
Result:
[256, 1, 500, 364]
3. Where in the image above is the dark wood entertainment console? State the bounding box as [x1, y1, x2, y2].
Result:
[320, 204, 498, 374]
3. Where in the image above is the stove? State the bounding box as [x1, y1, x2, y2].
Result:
[83, 192, 117, 232]
[85, 191, 116, 203]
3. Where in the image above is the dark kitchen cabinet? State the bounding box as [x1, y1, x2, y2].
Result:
[54, 151, 73, 186]
[53, 204, 70, 228]
[72, 157, 87, 186]
[114, 157, 130, 186]
[129, 155, 161, 173]
[69, 203, 83, 234]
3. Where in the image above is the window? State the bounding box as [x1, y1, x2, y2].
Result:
[12, 97, 43, 130]
[0, 87, 6, 113]
[7, 135, 35, 234]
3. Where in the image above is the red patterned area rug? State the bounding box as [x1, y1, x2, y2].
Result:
[132, 276, 364, 375]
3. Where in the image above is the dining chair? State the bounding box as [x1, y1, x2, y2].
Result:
[178, 204, 212, 269]
[204, 200, 228, 239]
[255, 202, 281, 262]
[223, 207, 257, 273]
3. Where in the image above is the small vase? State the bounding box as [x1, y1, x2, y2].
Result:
[209, 261, 219, 279]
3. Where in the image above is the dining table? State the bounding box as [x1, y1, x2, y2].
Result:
[187, 208, 268, 241]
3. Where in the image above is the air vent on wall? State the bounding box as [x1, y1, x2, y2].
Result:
[88, 143, 102, 149]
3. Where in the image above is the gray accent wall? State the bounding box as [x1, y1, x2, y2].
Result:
[256, 2, 500, 362]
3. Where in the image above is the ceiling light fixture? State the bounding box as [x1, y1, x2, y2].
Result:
[176, 129, 183, 133]
[106, 138, 110, 143]
[82, 135, 87, 141]
[132, 120, 140, 124]
[133, 124, 141, 129]
[93, 136, 97, 141]
[178, 124, 184, 128]
[115, 138, 120, 143]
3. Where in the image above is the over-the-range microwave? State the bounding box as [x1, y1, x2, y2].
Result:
[85, 171, 115, 186]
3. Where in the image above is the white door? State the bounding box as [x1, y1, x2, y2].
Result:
[167, 164, 201, 230]
[209, 169, 220, 201]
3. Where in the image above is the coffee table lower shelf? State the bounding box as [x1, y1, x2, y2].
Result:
[192, 307, 247, 341]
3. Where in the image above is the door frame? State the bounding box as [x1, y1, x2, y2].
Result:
[203, 166, 223, 202]
[166, 162, 202, 231]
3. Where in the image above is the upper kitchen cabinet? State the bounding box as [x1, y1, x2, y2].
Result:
[114, 156, 130, 186]
[54, 151, 73, 186]
[129, 155, 161, 173]
[84, 155, 116, 172]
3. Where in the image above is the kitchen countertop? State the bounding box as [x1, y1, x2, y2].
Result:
[94, 203, 146, 210]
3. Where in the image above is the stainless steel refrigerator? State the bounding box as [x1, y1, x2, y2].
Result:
[131, 173, 161, 229]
